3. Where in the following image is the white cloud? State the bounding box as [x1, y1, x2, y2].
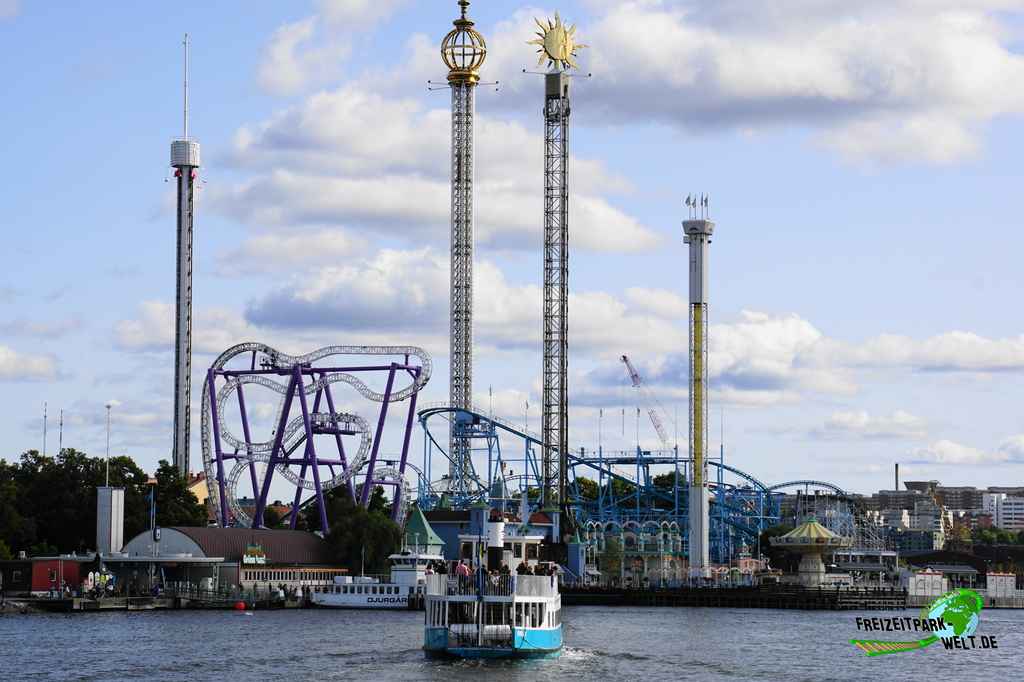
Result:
[215, 86, 658, 253]
[910, 439, 1006, 464]
[996, 435, 1024, 462]
[0, 345, 58, 381]
[0, 317, 83, 338]
[392, 2, 1024, 164]
[818, 330, 1024, 373]
[115, 302, 258, 354]
[315, 0, 409, 29]
[257, 17, 350, 95]
[216, 229, 367, 276]
[256, 0, 410, 95]
[812, 410, 928, 440]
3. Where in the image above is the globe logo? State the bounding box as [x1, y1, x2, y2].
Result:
[850, 588, 987, 656]
[924, 588, 983, 640]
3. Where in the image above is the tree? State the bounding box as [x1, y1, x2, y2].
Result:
[153, 460, 207, 528]
[759, 524, 798, 572]
[320, 486, 402, 574]
[575, 477, 598, 501]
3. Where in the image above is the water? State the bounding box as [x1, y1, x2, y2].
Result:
[2, 606, 1020, 681]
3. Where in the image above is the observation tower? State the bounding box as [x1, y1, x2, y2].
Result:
[684, 196, 713, 576]
[171, 34, 200, 476]
[441, 0, 486, 496]
[529, 13, 586, 534]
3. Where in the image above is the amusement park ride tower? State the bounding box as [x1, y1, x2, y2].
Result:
[171, 34, 200, 476]
[441, 1, 486, 496]
[684, 197, 714, 576]
[530, 14, 587, 530]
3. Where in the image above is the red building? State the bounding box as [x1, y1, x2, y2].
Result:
[0, 556, 90, 596]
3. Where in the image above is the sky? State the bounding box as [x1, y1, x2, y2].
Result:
[2, 0, 1024, 499]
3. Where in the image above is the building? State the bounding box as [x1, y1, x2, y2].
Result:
[187, 472, 209, 507]
[909, 499, 951, 532]
[111, 527, 345, 594]
[891, 529, 945, 552]
[0, 555, 92, 597]
[880, 509, 910, 530]
[995, 496, 1024, 530]
[935, 486, 983, 511]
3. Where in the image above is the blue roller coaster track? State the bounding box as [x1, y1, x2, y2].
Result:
[416, 406, 853, 563]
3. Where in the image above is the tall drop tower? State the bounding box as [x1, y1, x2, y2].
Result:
[684, 196, 713, 576]
[529, 14, 586, 529]
[171, 34, 200, 476]
[441, 1, 486, 495]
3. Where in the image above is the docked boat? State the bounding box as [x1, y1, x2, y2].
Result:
[423, 571, 562, 658]
[311, 506, 444, 610]
[310, 548, 443, 609]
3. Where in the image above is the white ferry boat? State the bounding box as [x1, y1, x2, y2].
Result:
[423, 507, 562, 659]
[423, 570, 562, 658]
[310, 548, 443, 609]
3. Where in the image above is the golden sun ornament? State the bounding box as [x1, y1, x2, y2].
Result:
[528, 12, 587, 70]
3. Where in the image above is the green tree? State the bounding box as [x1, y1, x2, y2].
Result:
[153, 460, 207, 528]
[575, 477, 598, 501]
[320, 486, 402, 574]
[759, 524, 797, 572]
[0, 538, 12, 560]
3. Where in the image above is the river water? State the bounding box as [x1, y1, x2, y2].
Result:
[1, 606, 1020, 681]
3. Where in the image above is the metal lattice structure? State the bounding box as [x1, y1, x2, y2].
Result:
[683, 202, 715, 576]
[171, 34, 199, 476]
[200, 343, 431, 531]
[542, 70, 571, 516]
[441, 0, 486, 498]
[414, 405, 790, 565]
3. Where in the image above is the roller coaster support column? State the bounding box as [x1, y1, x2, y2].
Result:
[360, 364, 397, 507]
[392, 367, 421, 522]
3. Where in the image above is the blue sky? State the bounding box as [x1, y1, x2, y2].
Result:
[2, 0, 1024, 498]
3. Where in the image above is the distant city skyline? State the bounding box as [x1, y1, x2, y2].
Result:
[2, 1, 1024, 494]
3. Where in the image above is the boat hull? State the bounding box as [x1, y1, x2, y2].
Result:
[423, 626, 562, 659]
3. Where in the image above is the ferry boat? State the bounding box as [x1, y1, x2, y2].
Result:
[310, 547, 443, 609]
[423, 571, 562, 658]
[311, 505, 444, 610]
[423, 503, 562, 659]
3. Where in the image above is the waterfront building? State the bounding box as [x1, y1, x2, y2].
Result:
[0, 555, 92, 597]
[113, 527, 345, 594]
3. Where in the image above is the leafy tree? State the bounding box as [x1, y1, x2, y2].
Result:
[153, 460, 207, 528]
[0, 539, 12, 560]
[320, 486, 402, 574]
[575, 477, 598, 501]
[759, 524, 798, 572]
[653, 471, 684, 491]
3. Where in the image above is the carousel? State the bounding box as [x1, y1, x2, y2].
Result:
[770, 516, 851, 586]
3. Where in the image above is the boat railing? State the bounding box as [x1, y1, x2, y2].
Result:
[514, 575, 558, 598]
[424, 573, 557, 598]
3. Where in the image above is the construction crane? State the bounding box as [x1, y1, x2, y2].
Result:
[621, 355, 673, 451]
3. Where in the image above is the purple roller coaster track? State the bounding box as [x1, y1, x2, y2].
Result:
[200, 343, 432, 532]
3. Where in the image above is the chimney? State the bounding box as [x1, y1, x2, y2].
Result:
[895, 463, 900, 492]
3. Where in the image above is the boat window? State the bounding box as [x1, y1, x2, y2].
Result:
[527, 544, 539, 560]
[513, 543, 523, 559]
